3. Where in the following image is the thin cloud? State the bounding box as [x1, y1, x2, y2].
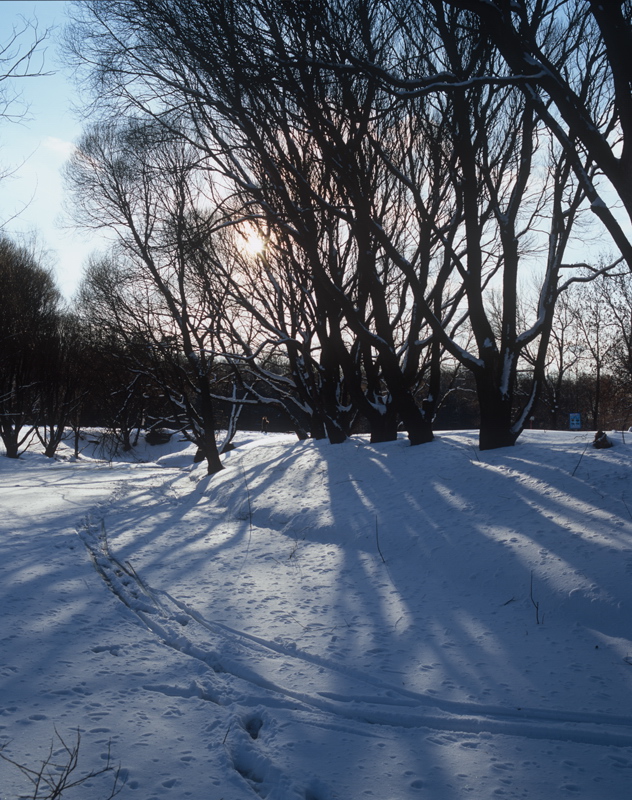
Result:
[43, 136, 75, 158]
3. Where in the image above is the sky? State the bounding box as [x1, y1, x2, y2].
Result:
[0, 1, 628, 303]
[0, 0, 98, 299]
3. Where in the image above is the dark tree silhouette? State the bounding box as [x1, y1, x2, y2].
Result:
[0, 237, 60, 458]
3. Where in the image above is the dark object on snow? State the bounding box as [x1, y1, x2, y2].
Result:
[261, 416, 270, 434]
[593, 430, 613, 449]
[145, 428, 173, 445]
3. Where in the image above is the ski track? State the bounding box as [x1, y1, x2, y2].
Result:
[78, 507, 632, 753]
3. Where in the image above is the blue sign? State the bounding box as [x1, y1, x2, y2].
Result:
[569, 413, 581, 430]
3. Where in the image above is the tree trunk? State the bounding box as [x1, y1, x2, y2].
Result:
[382, 363, 434, 445]
[1, 423, 22, 458]
[479, 417, 519, 450]
[198, 433, 224, 474]
[474, 363, 520, 450]
[120, 425, 133, 452]
[326, 426, 348, 444]
[318, 337, 350, 445]
[369, 408, 398, 443]
[3, 437, 19, 459]
[402, 410, 434, 445]
[44, 440, 59, 458]
[477, 379, 519, 450]
[396, 393, 434, 445]
[196, 379, 224, 475]
[309, 415, 327, 440]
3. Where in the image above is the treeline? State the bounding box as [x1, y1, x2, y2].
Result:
[2, 234, 631, 464]
[4, 1, 632, 470]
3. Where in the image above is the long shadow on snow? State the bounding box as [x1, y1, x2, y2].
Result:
[98, 432, 632, 725]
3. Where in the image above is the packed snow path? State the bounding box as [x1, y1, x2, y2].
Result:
[2, 431, 632, 799]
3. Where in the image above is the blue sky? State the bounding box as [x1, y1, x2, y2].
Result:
[0, 0, 100, 299]
[0, 1, 625, 301]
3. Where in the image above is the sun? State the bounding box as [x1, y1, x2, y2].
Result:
[241, 230, 266, 257]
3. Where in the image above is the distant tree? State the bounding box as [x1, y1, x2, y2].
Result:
[0, 236, 61, 457]
[67, 123, 230, 474]
[540, 290, 583, 430]
[34, 312, 87, 457]
[588, 271, 632, 429]
[72, 310, 157, 456]
[566, 276, 618, 430]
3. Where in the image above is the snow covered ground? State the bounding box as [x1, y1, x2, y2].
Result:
[1, 428, 632, 799]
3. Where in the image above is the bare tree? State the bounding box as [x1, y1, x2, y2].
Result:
[540, 289, 583, 430]
[601, 271, 632, 414]
[0, 15, 49, 120]
[65, 0, 624, 450]
[0, 236, 60, 458]
[208, 225, 357, 442]
[34, 312, 87, 457]
[318, 0, 594, 447]
[0, 14, 51, 209]
[66, 0, 466, 446]
[573, 270, 632, 430]
[433, 0, 632, 266]
[67, 121, 228, 473]
[341, 0, 620, 447]
[1, 728, 122, 800]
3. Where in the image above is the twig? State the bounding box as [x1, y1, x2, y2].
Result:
[222, 722, 233, 746]
[375, 516, 386, 564]
[571, 441, 590, 477]
[0, 728, 123, 799]
[530, 571, 541, 625]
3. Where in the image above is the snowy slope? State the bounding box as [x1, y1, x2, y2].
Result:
[1, 429, 632, 799]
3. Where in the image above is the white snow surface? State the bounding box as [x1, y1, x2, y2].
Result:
[2, 428, 632, 799]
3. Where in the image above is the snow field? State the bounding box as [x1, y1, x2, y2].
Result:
[1, 430, 632, 798]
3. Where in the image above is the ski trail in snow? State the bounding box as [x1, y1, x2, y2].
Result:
[77, 510, 632, 750]
[162, 589, 632, 729]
